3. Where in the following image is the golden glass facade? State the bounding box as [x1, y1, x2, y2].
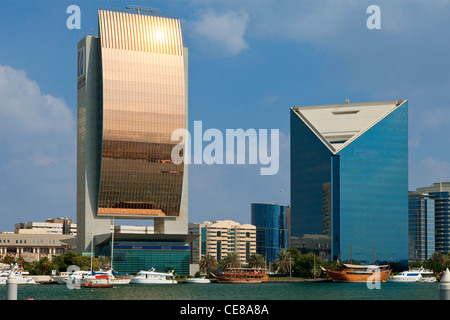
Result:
[97, 9, 186, 217]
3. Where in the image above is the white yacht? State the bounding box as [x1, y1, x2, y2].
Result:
[129, 268, 177, 284]
[94, 270, 131, 285]
[185, 276, 211, 284]
[52, 270, 92, 285]
[388, 267, 436, 282]
[0, 269, 36, 285]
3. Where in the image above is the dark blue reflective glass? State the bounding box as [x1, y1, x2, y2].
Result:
[251, 203, 288, 263]
[290, 102, 409, 267]
[336, 103, 408, 266]
[290, 109, 333, 261]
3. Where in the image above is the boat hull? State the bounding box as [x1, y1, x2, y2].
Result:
[81, 283, 114, 288]
[213, 269, 269, 284]
[0, 277, 36, 285]
[51, 276, 69, 284]
[130, 279, 177, 284]
[215, 277, 267, 284]
[325, 269, 391, 283]
[109, 278, 131, 284]
[185, 278, 211, 284]
[388, 277, 420, 282]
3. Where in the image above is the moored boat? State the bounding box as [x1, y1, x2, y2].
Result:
[388, 267, 436, 282]
[0, 271, 36, 285]
[93, 270, 131, 285]
[0, 265, 36, 285]
[129, 268, 177, 284]
[212, 268, 268, 283]
[52, 270, 91, 285]
[320, 264, 391, 283]
[185, 276, 211, 284]
[80, 274, 114, 288]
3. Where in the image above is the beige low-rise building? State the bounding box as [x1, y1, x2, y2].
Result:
[0, 232, 75, 262]
[15, 217, 77, 236]
[189, 220, 256, 266]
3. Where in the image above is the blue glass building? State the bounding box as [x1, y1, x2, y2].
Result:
[97, 233, 194, 275]
[290, 100, 409, 267]
[416, 182, 450, 255]
[408, 192, 435, 262]
[251, 203, 289, 264]
[430, 192, 450, 255]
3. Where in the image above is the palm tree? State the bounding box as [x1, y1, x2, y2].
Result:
[199, 254, 218, 275]
[248, 254, 266, 269]
[219, 252, 241, 269]
[271, 249, 293, 276]
[37, 257, 52, 275]
[2, 255, 14, 265]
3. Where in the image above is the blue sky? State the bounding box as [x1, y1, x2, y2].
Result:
[0, 0, 449, 231]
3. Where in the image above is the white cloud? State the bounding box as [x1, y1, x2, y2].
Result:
[184, 8, 249, 56]
[0, 65, 76, 231]
[0, 66, 74, 135]
[261, 94, 280, 105]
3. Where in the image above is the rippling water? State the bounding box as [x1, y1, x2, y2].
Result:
[0, 281, 440, 300]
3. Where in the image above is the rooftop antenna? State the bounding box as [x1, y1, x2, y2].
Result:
[125, 5, 162, 14]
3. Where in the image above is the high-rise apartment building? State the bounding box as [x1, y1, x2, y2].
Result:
[189, 221, 256, 266]
[408, 192, 435, 262]
[290, 100, 409, 266]
[415, 182, 450, 255]
[77, 8, 188, 263]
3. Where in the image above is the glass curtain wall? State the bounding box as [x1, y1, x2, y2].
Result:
[97, 10, 186, 217]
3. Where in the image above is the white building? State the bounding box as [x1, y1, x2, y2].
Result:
[189, 220, 256, 266]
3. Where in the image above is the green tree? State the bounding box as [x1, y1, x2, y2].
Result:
[52, 251, 84, 272]
[287, 248, 302, 262]
[2, 255, 15, 265]
[293, 253, 322, 278]
[51, 251, 101, 273]
[219, 252, 241, 269]
[199, 254, 218, 275]
[425, 252, 448, 275]
[36, 257, 52, 275]
[97, 255, 111, 269]
[271, 249, 293, 276]
[248, 254, 266, 269]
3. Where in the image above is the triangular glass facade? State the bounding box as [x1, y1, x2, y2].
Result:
[290, 100, 408, 267]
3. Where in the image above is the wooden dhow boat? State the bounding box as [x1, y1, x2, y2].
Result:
[212, 268, 268, 283]
[320, 264, 391, 283]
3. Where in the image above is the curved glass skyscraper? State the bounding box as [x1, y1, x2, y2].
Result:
[77, 8, 188, 252]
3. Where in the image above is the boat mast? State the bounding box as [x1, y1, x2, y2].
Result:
[350, 244, 352, 264]
[111, 218, 115, 270]
[90, 218, 94, 273]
